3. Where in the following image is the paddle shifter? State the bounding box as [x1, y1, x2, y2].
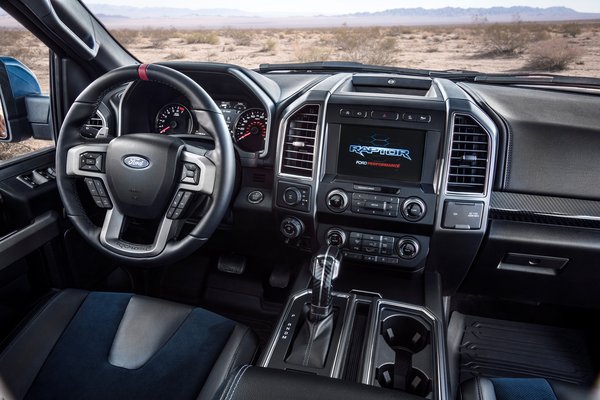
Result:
[286, 246, 343, 368]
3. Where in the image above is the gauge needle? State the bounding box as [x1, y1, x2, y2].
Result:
[238, 132, 252, 141]
[160, 126, 171, 134]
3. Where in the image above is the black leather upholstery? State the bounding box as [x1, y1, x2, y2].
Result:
[459, 376, 590, 400]
[460, 377, 500, 400]
[0, 290, 257, 400]
[216, 366, 423, 400]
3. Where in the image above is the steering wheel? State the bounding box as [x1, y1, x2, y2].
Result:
[56, 64, 235, 266]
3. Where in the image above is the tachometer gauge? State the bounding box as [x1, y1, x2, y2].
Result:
[233, 108, 267, 152]
[155, 103, 193, 135]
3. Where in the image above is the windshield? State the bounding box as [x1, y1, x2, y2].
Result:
[80, 0, 599, 77]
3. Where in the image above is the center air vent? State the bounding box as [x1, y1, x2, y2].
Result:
[280, 104, 320, 178]
[446, 114, 489, 194]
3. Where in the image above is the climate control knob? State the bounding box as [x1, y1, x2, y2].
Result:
[401, 197, 426, 221]
[283, 187, 303, 206]
[397, 237, 420, 260]
[326, 228, 347, 247]
[326, 189, 349, 212]
[280, 217, 304, 239]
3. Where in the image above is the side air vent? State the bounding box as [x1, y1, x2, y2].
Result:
[81, 110, 107, 138]
[447, 114, 489, 194]
[281, 105, 320, 178]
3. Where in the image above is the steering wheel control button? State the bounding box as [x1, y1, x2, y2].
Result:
[84, 178, 112, 209]
[84, 178, 99, 196]
[397, 237, 420, 260]
[326, 189, 349, 212]
[280, 217, 304, 239]
[247, 190, 264, 204]
[167, 190, 193, 219]
[442, 201, 484, 230]
[178, 191, 192, 209]
[79, 152, 104, 172]
[401, 197, 426, 221]
[181, 163, 200, 184]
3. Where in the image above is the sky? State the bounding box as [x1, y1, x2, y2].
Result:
[84, 0, 600, 15]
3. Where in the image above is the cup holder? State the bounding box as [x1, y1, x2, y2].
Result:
[376, 364, 432, 397]
[377, 315, 432, 397]
[381, 315, 430, 354]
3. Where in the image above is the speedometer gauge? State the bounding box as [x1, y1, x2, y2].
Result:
[155, 103, 193, 135]
[233, 108, 267, 153]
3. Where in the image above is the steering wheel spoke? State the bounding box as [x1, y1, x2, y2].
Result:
[99, 208, 178, 258]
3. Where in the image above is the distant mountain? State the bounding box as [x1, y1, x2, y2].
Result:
[86, 4, 252, 19]
[350, 6, 596, 19]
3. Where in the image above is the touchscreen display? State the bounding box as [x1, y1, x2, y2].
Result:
[337, 125, 425, 182]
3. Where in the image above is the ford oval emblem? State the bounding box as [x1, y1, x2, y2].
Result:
[123, 155, 150, 169]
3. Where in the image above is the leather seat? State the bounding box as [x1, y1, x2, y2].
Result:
[0, 289, 257, 400]
[460, 376, 590, 400]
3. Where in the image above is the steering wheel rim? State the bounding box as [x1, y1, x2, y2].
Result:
[56, 64, 236, 266]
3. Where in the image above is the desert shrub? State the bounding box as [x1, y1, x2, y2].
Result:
[525, 38, 584, 71]
[145, 28, 177, 48]
[561, 23, 582, 38]
[164, 51, 187, 60]
[481, 22, 530, 56]
[184, 31, 219, 45]
[294, 45, 332, 62]
[260, 38, 278, 53]
[110, 29, 138, 45]
[332, 27, 397, 65]
[226, 30, 254, 46]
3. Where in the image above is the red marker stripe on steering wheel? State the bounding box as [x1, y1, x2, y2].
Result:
[138, 64, 149, 81]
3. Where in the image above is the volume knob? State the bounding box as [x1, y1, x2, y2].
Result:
[326, 189, 349, 212]
[401, 197, 426, 221]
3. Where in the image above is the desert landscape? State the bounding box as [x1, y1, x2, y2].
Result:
[1, 17, 600, 161]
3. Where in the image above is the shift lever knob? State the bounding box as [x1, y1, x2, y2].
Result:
[310, 245, 342, 321]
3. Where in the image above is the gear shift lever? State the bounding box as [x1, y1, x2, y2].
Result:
[309, 245, 342, 321]
[285, 245, 343, 368]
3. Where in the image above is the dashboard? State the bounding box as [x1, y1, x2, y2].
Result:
[90, 62, 600, 309]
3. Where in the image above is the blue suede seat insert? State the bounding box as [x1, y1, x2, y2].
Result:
[24, 292, 235, 400]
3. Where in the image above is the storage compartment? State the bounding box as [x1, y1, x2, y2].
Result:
[460, 219, 600, 309]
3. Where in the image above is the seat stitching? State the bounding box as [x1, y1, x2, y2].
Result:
[224, 365, 251, 400]
[218, 366, 243, 400]
[476, 376, 482, 400]
[224, 327, 250, 377]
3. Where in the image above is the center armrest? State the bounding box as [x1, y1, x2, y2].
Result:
[215, 366, 424, 400]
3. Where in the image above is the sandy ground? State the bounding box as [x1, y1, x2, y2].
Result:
[1, 21, 599, 161]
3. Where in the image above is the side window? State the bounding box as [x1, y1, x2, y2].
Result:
[0, 8, 54, 164]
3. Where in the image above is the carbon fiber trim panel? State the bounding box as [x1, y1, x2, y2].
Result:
[490, 191, 600, 228]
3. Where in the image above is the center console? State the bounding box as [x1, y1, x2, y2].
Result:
[268, 73, 497, 400]
[259, 245, 448, 400]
